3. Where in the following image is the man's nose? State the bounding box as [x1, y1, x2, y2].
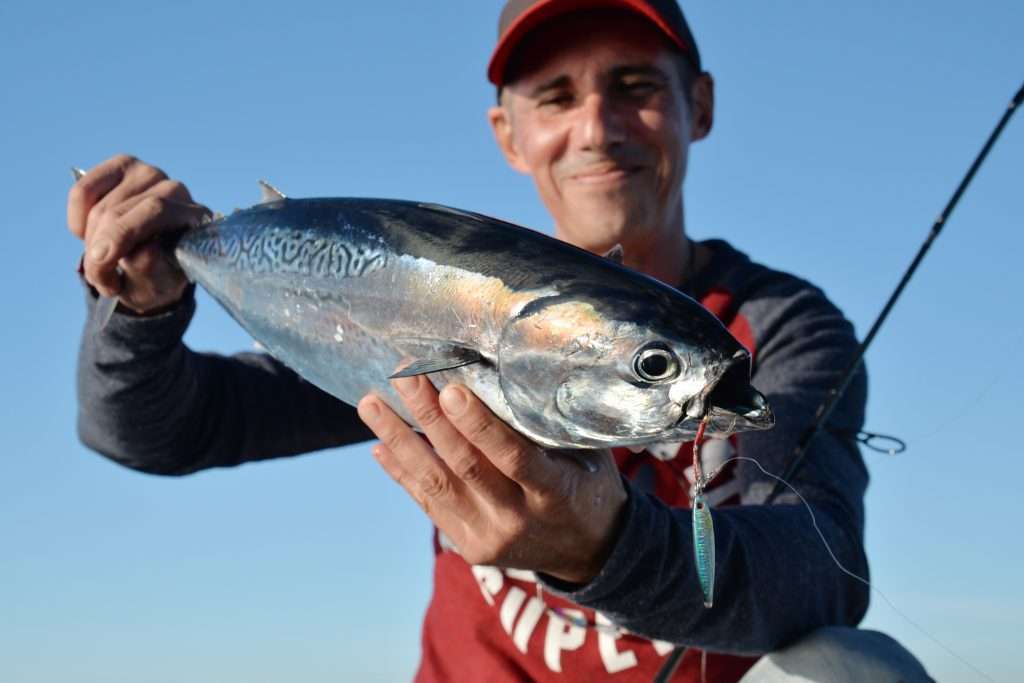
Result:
[577, 93, 626, 151]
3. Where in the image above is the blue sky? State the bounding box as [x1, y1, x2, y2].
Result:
[2, 1, 1022, 681]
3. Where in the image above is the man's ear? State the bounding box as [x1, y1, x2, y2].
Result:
[488, 104, 531, 174]
[690, 72, 715, 142]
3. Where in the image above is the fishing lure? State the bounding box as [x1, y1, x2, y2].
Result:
[691, 416, 714, 608]
[691, 492, 715, 609]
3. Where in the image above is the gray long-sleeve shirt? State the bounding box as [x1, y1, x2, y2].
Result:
[76, 238, 869, 662]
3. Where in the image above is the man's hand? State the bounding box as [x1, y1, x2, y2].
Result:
[67, 154, 211, 314]
[357, 375, 628, 585]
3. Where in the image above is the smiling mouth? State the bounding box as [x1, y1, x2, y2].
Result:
[571, 166, 642, 183]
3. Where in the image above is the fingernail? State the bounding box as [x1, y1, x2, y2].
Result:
[360, 399, 381, 422]
[90, 241, 111, 262]
[394, 376, 418, 397]
[440, 387, 466, 416]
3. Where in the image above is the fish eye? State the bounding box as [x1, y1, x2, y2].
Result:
[632, 344, 680, 383]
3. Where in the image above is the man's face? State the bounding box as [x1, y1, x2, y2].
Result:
[489, 11, 712, 254]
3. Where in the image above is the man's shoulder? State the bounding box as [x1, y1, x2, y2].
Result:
[699, 238, 856, 347]
[700, 239, 828, 302]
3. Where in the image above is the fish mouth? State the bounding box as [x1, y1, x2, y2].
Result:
[683, 350, 774, 435]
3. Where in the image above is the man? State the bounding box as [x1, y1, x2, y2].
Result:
[68, 1, 933, 681]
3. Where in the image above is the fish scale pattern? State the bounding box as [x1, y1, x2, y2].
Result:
[182, 223, 389, 278]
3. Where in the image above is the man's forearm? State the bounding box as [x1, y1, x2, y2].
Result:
[77, 285, 373, 475]
[543, 481, 868, 654]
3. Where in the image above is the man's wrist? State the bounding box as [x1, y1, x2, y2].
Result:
[540, 477, 633, 590]
[82, 277, 194, 319]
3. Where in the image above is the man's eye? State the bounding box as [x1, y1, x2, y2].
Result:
[539, 93, 573, 108]
[619, 81, 660, 98]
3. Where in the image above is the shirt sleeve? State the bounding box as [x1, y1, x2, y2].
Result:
[539, 274, 870, 655]
[76, 284, 374, 475]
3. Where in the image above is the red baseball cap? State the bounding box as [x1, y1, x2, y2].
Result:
[487, 0, 702, 86]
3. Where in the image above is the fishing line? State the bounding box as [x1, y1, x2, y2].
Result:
[706, 455, 996, 683]
[910, 329, 1023, 445]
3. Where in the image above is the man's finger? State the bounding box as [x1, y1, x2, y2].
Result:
[94, 178, 196, 230]
[83, 165, 171, 241]
[439, 384, 556, 489]
[67, 154, 136, 238]
[371, 442, 405, 483]
[391, 376, 519, 506]
[357, 395, 475, 525]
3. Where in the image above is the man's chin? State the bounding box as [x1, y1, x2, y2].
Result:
[560, 201, 653, 250]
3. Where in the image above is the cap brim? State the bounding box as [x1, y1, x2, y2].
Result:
[487, 0, 688, 86]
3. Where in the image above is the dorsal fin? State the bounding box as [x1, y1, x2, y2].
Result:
[602, 244, 624, 264]
[257, 179, 287, 204]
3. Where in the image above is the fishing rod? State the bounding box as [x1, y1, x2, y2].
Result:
[653, 80, 1023, 683]
[765, 80, 1023, 504]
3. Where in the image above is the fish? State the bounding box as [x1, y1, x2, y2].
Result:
[74, 171, 774, 449]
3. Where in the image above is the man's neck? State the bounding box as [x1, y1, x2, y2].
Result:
[578, 202, 697, 290]
[621, 225, 693, 289]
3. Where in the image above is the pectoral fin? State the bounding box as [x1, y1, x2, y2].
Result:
[388, 343, 484, 378]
